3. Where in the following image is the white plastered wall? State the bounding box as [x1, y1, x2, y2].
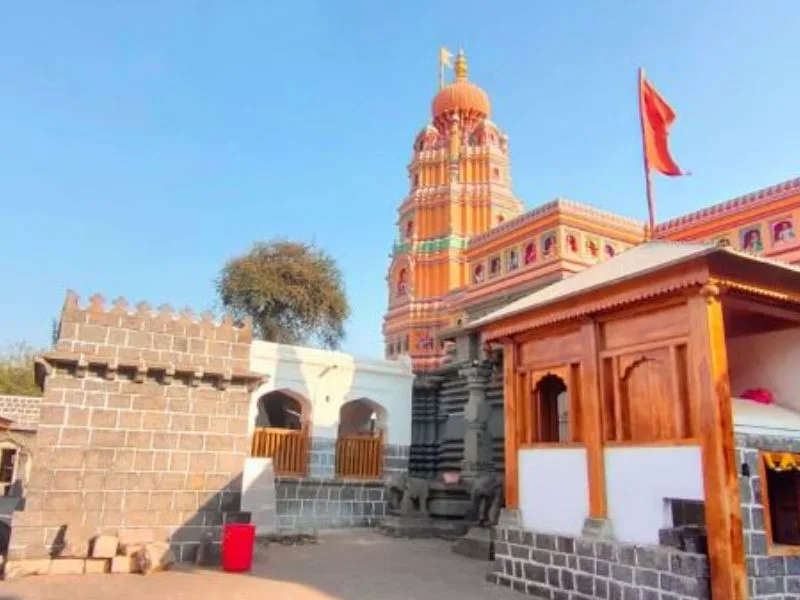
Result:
[248, 341, 414, 446]
[727, 326, 800, 414]
[518, 447, 589, 537]
[605, 445, 704, 545]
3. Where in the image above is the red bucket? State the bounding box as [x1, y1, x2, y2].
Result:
[221, 523, 256, 573]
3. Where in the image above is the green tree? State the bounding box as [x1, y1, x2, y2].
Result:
[0, 342, 42, 397]
[217, 240, 350, 349]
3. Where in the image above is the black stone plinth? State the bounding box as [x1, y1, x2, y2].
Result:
[452, 526, 494, 560]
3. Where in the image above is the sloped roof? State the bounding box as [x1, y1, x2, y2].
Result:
[471, 240, 800, 330]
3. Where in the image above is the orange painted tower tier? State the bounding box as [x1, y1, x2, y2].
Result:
[384, 50, 800, 373]
[383, 49, 524, 371]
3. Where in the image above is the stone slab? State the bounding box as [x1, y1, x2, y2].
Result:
[3, 558, 52, 579]
[49, 558, 86, 575]
[84, 558, 110, 574]
[452, 526, 494, 560]
[581, 516, 614, 539]
[378, 516, 470, 540]
[111, 555, 141, 574]
[91, 535, 119, 558]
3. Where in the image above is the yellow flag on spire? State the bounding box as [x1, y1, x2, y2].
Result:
[440, 47, 453, 68]
[439, 47, 453, 89]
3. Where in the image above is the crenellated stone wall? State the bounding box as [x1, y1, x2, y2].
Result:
[7, 291, 262, 563]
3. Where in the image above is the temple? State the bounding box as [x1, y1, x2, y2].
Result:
[384, 50, 800, 373]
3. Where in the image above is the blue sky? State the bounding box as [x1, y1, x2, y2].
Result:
[1, 2, 798, 357]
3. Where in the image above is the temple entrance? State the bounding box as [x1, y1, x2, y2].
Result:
[335, 398, 386, 479]
[251, 389, 310, 476]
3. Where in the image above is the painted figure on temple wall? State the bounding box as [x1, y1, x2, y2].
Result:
[489, 256, 502, 278]
[741, 226, 764, 253]
[524, 241, 537, 265]
[585, 236, 600, 259]
[473, 263, 485, 284]
[566, 232, 579, 254]
[405, 220, 414, 239]
[604, 242, 617, 259]
[772, 218, 796, 245]
[507, 248, 519, 271]
[397, 268, 408, 296]
[714, 236, 732, 248]
[542, 232, 557, 258]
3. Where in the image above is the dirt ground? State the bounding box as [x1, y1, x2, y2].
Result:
[1, 530, 523, 600]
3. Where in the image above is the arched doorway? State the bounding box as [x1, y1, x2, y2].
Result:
[251, 389, 311, 475]
[335, 398, 387, 479]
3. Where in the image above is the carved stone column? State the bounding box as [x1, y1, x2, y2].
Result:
[410, 375, 444, 478]
[459, 363, 494, 479]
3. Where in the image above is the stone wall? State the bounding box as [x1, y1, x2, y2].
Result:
[488, 524, 711, 599]
[0, 395, 41, 431]
[7, 291, 261, 562]
[275, 477, 386, 533]
[274, 442, 407, 533]
[737, 432, 800, 599]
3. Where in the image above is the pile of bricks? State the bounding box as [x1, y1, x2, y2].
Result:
[5, 529, 174, 579]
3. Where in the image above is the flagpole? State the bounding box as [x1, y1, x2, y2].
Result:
[638, 67, 656, 240]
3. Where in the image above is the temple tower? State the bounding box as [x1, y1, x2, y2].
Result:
[384, 50, 524, 371]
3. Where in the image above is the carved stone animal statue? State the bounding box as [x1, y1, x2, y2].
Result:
[400, 476, 430, 517]
[385, 472, 408, 513]
[468, 473, 505, 527]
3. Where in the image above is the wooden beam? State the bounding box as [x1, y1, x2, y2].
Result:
[580, 320, 607, 518]
[724, 295, 800, 324]
[503, 341, 519, 509]
[687, 287, 747, 600]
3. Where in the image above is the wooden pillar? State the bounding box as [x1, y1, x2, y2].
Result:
[687, 287, 746, 600]
[580, 320, 607, 518]
[503, 341, 519, 509]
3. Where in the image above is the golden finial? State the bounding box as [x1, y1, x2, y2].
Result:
[454, 49, 468, 81]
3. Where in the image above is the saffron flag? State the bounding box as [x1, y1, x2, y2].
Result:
[639, 74, 683, 177]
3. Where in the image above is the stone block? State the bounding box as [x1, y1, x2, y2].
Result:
[49, 558, 86, 575]
[91, 534, 119, 558]
[84, 558, 110, 574]
[111, 554, 141, 574]
[3, 558, 52, 579]
[137, 541, 176, 575]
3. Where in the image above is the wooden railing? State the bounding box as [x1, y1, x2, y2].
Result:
[335, 435, 384, 479]
[251, 427, 309, 476]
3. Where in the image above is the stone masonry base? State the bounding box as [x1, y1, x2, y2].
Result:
[275, 477, 385, 533]
[488, 524, 711, 600]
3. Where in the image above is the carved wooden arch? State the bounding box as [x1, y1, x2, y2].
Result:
[525, 366, 577, 445]
[617, 348, 678, 442]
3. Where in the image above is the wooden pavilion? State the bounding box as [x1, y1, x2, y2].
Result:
[471, 240, 800, 600]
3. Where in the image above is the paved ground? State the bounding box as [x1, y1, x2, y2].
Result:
[1, 530, 523, 600]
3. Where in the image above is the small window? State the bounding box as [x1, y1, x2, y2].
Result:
[763, 453, 800, 547]
[534, 374, 570, 443]
[0, 448, 17, 484]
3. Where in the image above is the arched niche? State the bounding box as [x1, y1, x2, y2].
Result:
[254, 389, 311, 431]
[337, 397, 388, 440]
[532, 372, 570, 443]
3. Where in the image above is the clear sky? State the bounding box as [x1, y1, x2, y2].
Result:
[1, 2, 798, 357]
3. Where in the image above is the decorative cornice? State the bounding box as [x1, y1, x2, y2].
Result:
[39, 351, 263, 390]
[655, 176, 800, 235]
[468, 198, 644, 248]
